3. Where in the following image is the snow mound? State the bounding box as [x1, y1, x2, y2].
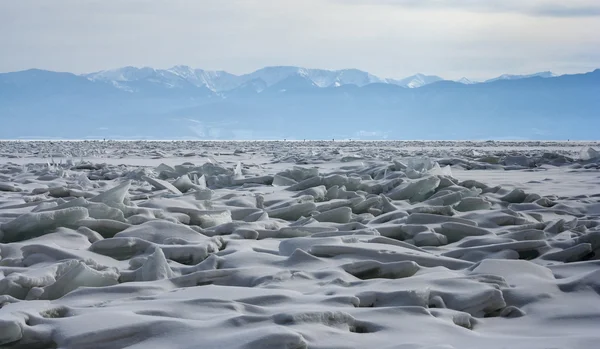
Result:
[0, 140, 599, 348]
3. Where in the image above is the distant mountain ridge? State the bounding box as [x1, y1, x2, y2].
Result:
[484, 71, 557, 83]
[85, 65, 447, 92]
[1, 66, 598, 140]
[83, 65, 567, 91]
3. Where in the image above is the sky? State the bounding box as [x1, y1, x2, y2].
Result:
[1, 0, 599, 80]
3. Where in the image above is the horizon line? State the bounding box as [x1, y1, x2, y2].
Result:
[2, 65, 599, 83]
[1, 139, 598, 143]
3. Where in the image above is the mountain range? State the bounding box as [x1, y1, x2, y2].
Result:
[0, 66, 598, 140]
[84, 66, 447, 93]
[82, 66, 563, 92]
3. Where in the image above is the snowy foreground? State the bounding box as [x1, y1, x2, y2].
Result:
[1, 140, 600, 349]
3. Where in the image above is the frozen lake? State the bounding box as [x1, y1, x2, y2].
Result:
[1, 140, 600, 349]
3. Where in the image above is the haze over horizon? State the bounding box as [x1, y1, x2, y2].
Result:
[1, 0, 599, 141]
[2, 0, 600, 80]
[3, 65, 598, 84]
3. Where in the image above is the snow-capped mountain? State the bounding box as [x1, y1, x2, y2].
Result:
[387, 73, 444, 88]
[167, 65, 239, 92]
[85, 66, 203, 93]
[241, 66, 389, 88]
[456, 77, 476, 84]
[78, 66, 564, 95]
[2, 68, 599, 140]
[485, 71, 556, 83]
[314, 68, 385, 87]
[86, 66, 157, 82]
[83, 66, 444, 92]
[264, 74, 320, 93]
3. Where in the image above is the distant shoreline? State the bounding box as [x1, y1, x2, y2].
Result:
[1, 139, 598, 144]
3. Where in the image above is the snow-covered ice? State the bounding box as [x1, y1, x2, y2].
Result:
[1, 140, 600, 349]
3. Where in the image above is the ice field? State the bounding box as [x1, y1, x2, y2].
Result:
[1, 140, 600, 349]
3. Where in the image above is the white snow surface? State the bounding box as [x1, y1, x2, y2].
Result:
[1, 140, 600, 349]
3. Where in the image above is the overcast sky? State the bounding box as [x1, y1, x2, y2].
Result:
[1, 0, 599, 80]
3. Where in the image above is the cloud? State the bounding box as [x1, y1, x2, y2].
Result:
[1, 0, 599, 80]
[533, 4, 600, 17]
[337, 0, 600, 17]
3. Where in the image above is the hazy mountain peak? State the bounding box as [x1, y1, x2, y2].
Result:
[267, 73, 318, 92]
[457, 77, 476, 84]
[86, 66, 159, 82]
[390, 73, 444, 88]
[333, 69, 384, 86]
[485, 71, 556, 83]
[168, 65, 195, 76]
